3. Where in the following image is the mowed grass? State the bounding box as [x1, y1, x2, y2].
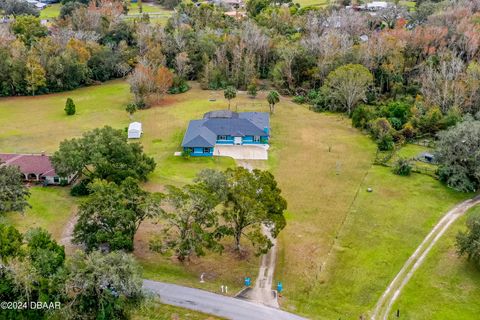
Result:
[271, 108, 377, 314]
[0, 81, 131, 153]
[3, 187, 75, 239]
[296, 167, 471, 319]
[295, 0, 329, 7]
[390, 205, 480, 319]
[39, 4, 61, 19]
[395, 144, 432, 159]
[128, 2, 170, 14]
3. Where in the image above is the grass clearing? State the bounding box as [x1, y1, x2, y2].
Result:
[40, 4, 61, 19]
[271, 108, 377, 314]
[390, 205, 480, 319]
[395, 144, 432, 159]
[295, 0, 329, 7]
[2, 187, 76, 239]
[294, 167, 470, 319]
[128, 2, 170, 14]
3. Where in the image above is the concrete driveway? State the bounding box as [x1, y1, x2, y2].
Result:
[214, 145, 269, 160]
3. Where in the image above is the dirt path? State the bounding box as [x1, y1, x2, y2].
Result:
[59, 207, 81, 254]
[371, 196, 480, 320]
[235, 160, 279, 308]
[246, 224, 279, 308]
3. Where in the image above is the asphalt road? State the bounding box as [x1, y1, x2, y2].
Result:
[143, 280, 307, 320]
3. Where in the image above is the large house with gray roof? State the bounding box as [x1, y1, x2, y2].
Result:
[181, 110, 270, 157]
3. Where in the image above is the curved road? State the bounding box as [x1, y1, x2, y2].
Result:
[143, 280, 307, 320]
[371, 196, 480, 320]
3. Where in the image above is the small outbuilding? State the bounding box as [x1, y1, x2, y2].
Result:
[419, 152, 436, 163]
[128, 122, 142, 139]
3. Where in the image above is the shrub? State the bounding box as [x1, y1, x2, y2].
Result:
[400, 122, 416, 141]
[247, 80, 258, 98]
[393, 158, 412, 176]
[456, 213, 480, 267]
[292, 95, 306, 104]
[306, 89, 319, 102]
[417, 107, 443, 135]
[440, 107, 462, 129]
[352, 105, 378, 129]
[168, 76, 190, 94]
[125, 103, 137, 116]
[311, 90, 330, 112]
[70, 180, 91, 197]
[377, 134, 394, 151]
[64, 98, 76, 115]
[381, 101, 411, 128]
[182, 148, 191, 159]
[371, 117, 393, 139]
[135, 100, 147, 109]
[388, 117, 403, 130]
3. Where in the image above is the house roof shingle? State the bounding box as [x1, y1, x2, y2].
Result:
[0, 153, 57, 177]
[181, 111, 270, 148]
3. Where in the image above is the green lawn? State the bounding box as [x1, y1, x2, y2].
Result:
[126, 2, 173, 24]
[290, 166, 470, 319]
[128, 2, 169, 14]
[2, 187, 75, 240]
[395, 144, 432, 160]
[390, 205, 480, 319]
[295, 0, 329, 7]
[271, 106, 377, 316]
[40, 3, 61, 19]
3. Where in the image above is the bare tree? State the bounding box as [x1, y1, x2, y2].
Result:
[127, 63, 155, 107]
[154, 66, 174, 102]
[420, 53, 467, 113]
[175, 52, 192, 80]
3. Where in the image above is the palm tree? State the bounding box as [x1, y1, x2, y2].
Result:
[267, 90, 280, 114]
[224, 86, 237, 110]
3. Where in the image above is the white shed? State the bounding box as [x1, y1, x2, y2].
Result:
[128, 122, 142, 139]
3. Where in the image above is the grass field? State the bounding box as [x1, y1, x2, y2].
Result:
[295, 0, 329, 7]
[1, 80, 476, 319]
[2, 187, 76, 239]
[293, 0, 415, 9]
[39, 3, 61, 19]
[390, 205, 480, 319]
[128, 2, 169, 14]
[271, 108, 377, 313]
[287, 167, 470, 318]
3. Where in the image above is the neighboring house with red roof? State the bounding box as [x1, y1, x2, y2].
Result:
[0, 153, 76, 185]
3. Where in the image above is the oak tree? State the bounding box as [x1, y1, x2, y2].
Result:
[0, 162, 30, 215]
[52, 126, 156, 184]
[73, 178, 162, 252]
